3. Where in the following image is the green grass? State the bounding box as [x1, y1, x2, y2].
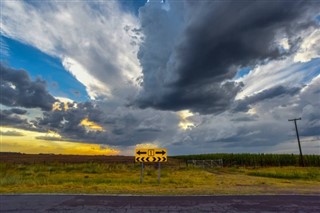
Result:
[246, 167, 320, 180]
[0, 162, 319, 195]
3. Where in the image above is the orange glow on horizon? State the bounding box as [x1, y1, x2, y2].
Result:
[0, 127, 118, 155]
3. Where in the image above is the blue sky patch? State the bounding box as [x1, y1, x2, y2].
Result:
[118, 0, 147, 15]
[300, 58, 320, 83]
[1, 36, 89, 102]
[234, 67, 252, 79]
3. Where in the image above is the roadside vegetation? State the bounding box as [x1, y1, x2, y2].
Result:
[0, 158, 319, 195]
[174, 153, 320, 167]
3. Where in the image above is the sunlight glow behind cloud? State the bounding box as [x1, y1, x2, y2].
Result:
[178, 110, 195, 130]
[80, 118, 105, 132]
[52, 97, 75, 111]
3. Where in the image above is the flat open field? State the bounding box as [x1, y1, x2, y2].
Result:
[0, 153, 135, 164]
[1, 153, 319, 195]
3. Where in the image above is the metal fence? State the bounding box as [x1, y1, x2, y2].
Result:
[186, 159, 223, 168]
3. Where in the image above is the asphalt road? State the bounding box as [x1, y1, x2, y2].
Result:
[0, 194, 319, 212]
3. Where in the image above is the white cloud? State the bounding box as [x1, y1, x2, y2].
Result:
[278, 37, 290, 51]
[236, 26, 320, 99]
[1, 0, 142, 100]
[294, 28, 320, 63]
[236, 57, 319, 100]
[237, 58, 299, 99]
[0, 37, 10, 57]
[62, 57, 111, 99]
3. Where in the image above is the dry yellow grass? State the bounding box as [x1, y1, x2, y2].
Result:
[0, 163, 319, 195]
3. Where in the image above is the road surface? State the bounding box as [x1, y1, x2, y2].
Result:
[0, 194, 319, 212]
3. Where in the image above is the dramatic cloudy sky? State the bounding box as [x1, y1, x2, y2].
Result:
[1, 0, 319, 155]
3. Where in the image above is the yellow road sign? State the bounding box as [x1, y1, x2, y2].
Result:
[135, 148, 167, 162]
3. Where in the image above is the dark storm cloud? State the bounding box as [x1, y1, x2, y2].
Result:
[202, 122, 288, 148]
[35, 136, 65, 141]
[301, 111, 320, 137]
[0, 109, 38, 131]
[173, 0, 316, 86]
[230, 116, 257, 122]
[96, 109, 170, 145]
[0, 84, 176, 147]
[300, 121, 320, 137]
[1, 110, 22, 124]
[292, 77, 320, 138]
[35, 100, 179, 146]
[35, 102, 117, 145]
[37, 102, 100, 135]
[34, 101, 120, 144]
[0, 130, 24, 136]
[1, 108, 28, 115]
[299, 105, 320, 136]
[8, 108, 28, 115]
[0, 64, 56, 111]
[136, 0, 319, 114]
[233, 86, 301, 112]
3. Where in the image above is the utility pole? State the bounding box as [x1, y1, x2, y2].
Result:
[288, 118, 304, 167]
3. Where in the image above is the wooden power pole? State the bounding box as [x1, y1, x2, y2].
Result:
[288, 118, 304, 167]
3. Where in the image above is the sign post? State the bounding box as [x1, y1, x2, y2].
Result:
[140, 162, 144, 183]
[135, 148, 167, 183]
[158, 162, 161, 184]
